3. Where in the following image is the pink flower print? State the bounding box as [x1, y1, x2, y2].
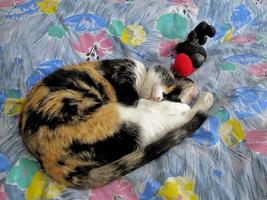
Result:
[168, 0, 193, 5]
[230, 34, 256, 45]
[95, 32, 113, 57]
[159, 41, 176, 58]
[248, 62, 267, 79]
[72, 33, 95, 53]
[0, 0, 25, 8]
[88, 179, 137, 200]
[0, 184, 8, 200]
[245, 130, 267, 156]
[72, 31, 113, 59]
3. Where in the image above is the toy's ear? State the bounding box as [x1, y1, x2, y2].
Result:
[194, 21, 216, 44]
[205, 24, 216, 38]
[194, 21, 208, 33]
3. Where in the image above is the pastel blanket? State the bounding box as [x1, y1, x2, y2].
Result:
[0, 0, 267, 199]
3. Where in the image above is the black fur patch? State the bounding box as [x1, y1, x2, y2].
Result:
[24, 109, 49, 134]
[24, 109, 67, 133]
[182, 112, 207, 132]
[68, 122, 140, 164]
[111, 83, 139, 106]
[163, 86, 182, 102]
[97, 84, 109, 103]
[69, 140, 92, 155]
[57, 160, 65, 166]
[43, 69, 96, 91]
[25, 99, 102, 134]
[142, 132, 177, 164]
[82, 102, 102, 116]
[65, 165, 95, 185]
[100, 59, 139, 106]
[82, 92, 101, 102]
[73, 165, 93, 176]
[61, 98, 78, 116]
[92, 122, 140, 164]
[100, 59, 135, 79]
[43, 69, 109, 103]
[68, 140, 94, 161]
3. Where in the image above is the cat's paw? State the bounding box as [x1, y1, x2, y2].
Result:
[160, 101, 191, 115]
[179, 85, 198, 104]
[194, 91, 214, 112]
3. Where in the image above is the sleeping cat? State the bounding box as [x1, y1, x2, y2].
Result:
[19, 59, 213, 189]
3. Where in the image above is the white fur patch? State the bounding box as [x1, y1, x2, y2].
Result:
[132, 59, 147, 96]
[118, 99, 192, 147]
[118, 92, 214, 147]
[139, 68, 162, 100]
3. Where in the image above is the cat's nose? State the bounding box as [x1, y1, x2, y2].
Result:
[151, 84, 163, 102]
[152, 96, 162, 102]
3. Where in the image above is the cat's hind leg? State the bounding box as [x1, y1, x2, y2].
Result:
[118, 92, 213, 147]
[137, 98, 191, 116]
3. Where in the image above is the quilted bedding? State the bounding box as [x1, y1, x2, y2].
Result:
[0, 0, 267, 199]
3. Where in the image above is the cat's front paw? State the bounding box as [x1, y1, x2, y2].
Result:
[194, 91, 214, 112]
[179, 85, 198, 104]
[160, 101, 191, 115]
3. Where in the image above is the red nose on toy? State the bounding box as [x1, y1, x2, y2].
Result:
[171, 53, 194, 77]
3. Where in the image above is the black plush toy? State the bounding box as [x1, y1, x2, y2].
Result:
[171, 21, 216, 77]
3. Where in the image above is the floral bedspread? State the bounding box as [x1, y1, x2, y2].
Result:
[0, 0, 267, 199]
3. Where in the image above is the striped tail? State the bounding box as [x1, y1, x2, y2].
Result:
[68, 112, 207, 189]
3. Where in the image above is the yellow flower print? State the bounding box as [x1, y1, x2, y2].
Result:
[120, 24, 145, 46]
[221, 27, 234, 43]
[3, 98, 24, 116]
[219, 118, 245, 147]
[43, 181, 65, 199]
[157, 176, 198, 200]
[37, 0, 59, 15]
[26, 171, 65, 200]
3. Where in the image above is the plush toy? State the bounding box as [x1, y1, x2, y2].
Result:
[171, 21, 216, 77]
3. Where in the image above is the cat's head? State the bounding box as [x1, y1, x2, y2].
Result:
[142, 65, 188, 102]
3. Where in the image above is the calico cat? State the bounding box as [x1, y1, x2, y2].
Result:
[19, 59, 214, 189]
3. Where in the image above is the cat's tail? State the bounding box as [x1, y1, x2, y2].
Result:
[68, 112, 207, 189]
